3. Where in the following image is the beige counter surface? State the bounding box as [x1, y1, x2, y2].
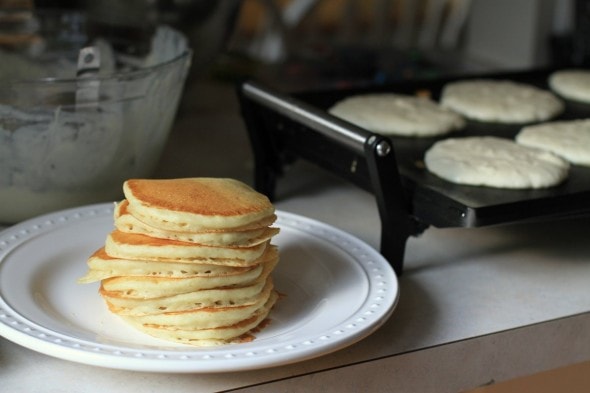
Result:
[1, 78, 589, 392]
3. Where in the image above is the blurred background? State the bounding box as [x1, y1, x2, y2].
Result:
[11, 0, 585, 89]
[221, 0, 579, 89]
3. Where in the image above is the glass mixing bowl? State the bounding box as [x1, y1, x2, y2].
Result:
[0, 11, 192, 223]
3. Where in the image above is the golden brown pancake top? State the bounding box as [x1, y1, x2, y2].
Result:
[124, 178, 273, 217]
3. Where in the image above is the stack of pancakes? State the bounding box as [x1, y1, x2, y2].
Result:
[79, 178, 280, 346]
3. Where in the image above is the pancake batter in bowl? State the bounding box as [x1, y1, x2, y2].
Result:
[0, 26, 190, 223]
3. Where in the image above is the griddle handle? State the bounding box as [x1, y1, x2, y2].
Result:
[241, 80, 372, 153]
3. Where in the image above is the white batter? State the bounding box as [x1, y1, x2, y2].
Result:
[328, 93, 465, 137]
[424, 136, 569, 189]
[516, 119, 590, 167]
[440, 79, 564, 123]
[548, 69, 590, 103]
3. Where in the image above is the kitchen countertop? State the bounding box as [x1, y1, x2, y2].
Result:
[1, 77, 590, 392]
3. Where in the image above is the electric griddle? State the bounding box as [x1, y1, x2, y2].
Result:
[237, 69, 590, 274]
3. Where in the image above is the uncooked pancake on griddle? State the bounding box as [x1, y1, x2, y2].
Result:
[548, 69, 590, 103]
[424, 136, 569, 189]
[440, 79, 564, 123]
[328, 93, 465, 137]
[516, 119, 590, 167]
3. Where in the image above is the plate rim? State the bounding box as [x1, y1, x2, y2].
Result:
[0, 203, 399, 373]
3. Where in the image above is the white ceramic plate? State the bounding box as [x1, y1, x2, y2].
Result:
[0, 204, 398, 373]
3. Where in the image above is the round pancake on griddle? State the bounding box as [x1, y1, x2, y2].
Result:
[123, 178, 276, 232]
[548, 69, 590, 103]
[516, 119, 590, 166]
[424, 136, 569, 188]
[104, 230, 268, 265]
[440, 79, 564, 123]
[328, 93, 465, 137]
[114, 200, 279, 247]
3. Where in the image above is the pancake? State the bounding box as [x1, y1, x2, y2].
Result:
[114, 200, 279, 247]
[119, 278, 274, 329]
[120, 291, 279, 346]
[77, 247, 270, 283]
[516, 119, 590, 166]
[123, 178, 275, 232]
[548, 69, 590, 103]
[100, 261, 266, 298]
[440, 79, 564, 123]
[100, 276, 272, 316]
[79, 177, 281, 346]
[424, 136, 569, 189]
[328, 93, 465, 137]
[104, 230, 268, 265]
[98, 249, 277, 299]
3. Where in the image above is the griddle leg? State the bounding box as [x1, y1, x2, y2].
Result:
[365, 135, 421, 275]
